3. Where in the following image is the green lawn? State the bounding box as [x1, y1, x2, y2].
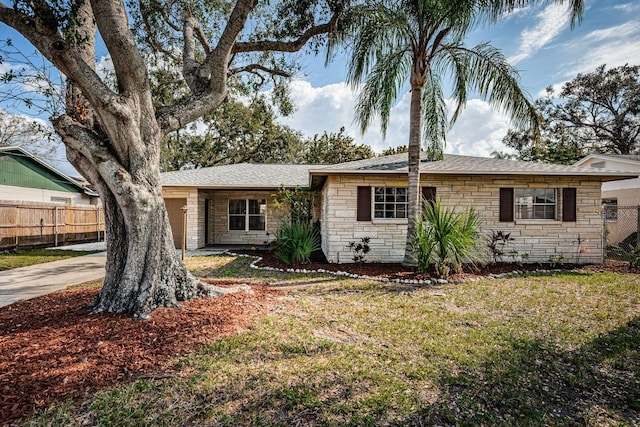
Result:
[0, 248, 99, 271]
[27, 255, 640, 426]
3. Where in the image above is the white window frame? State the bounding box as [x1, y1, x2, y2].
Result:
[373, 187, 408, 219]
[228, 199, 267, 231]
[514, 188, 557, 220]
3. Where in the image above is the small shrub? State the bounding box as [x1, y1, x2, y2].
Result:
[487, 230, 514, 263]
[347, 237, 371, 263]
[412, 200, 481, 278]
[272, 185, 317, 224]
[548, 254, 565, 267]
[614, 244, 640, 271]
[274, 221, 320, 265]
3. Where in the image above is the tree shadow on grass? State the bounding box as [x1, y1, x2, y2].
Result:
[409, 317, 640, 426]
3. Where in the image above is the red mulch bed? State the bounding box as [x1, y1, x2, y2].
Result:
[0, 281, 279, 425]
[245, 249, 637, 281]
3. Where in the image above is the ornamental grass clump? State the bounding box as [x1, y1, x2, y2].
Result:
[274, 221, 320, 265]
[412, 200, 481, 278]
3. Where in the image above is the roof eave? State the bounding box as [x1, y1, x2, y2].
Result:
[310, 169, 638, 179]
[161, 184, 310, 189]
[574, 154, 640, 167]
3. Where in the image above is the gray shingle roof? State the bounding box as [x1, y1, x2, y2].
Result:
[160, 163, 321, 188]
[311, 153, 638, 178]
[160, 154, 638, 190]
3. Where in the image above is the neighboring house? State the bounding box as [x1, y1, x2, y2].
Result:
[573, 154, 640, 207]
[161, 154, 635, 264]
[0, 146, 99, 205]
[574, 154, 640, 250]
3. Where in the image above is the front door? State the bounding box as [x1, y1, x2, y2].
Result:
[164, 198, 186, 249]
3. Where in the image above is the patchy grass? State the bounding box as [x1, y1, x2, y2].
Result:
[24, 257, 640, 426]
[186, 254, 335, 286]
[0, 248, 99, 271]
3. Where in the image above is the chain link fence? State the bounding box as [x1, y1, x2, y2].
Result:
[603, 205, 640, 261]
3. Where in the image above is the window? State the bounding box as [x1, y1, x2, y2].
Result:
[603, 198, 618, 220]
[514, 188, 557, 220]
[374, 187, 408, 219]
[228, 199, 266, 231]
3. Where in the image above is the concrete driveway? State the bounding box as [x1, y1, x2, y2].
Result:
[0, 252, 106, 308]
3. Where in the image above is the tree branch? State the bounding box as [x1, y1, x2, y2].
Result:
[90, 0, 148, 94]
[139, 3, 180, 61]
[232, 16, 337, 53]
[156, 92, 227, 134]
[0, 2, 123, 116]
[228, 63, 291, 78]
[201, 0, 257, 93]
[52, 114, 136, 198]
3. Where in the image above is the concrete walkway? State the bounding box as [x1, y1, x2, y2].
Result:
[0, 252, 107, 308]
[0, 242, 233, 308]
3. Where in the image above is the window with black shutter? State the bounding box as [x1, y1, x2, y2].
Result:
[421, 186, 436, 204]
[499, 188, 514, 222]
[562, 188, 577, 222]
[356, 186, 372, 221]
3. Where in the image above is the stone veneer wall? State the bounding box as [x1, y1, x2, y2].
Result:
[321, 174, 604, 264]
[209, 190, 283, 246]
[163, 188, 324, 249]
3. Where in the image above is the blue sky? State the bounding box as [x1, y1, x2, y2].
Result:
[1, 0, 639, 175]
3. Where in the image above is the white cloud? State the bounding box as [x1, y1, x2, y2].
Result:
[278, 80, 514, 157]
[445, 100, 513, 157]
[564, 20, 640, 77]
[536, 81, 567, 97]
[96, 55, 114, 78]
[508, 3, 572, 64]
[498, 5, 533, 21]
[612, 3, 640, 13]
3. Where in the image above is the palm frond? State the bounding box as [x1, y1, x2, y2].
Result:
[444, 42, 541, 136]
[484, 0, 583, 27]
[344, 4, 413, 86]
[421, 71, 447, 160]
[353, 46, 412, 136]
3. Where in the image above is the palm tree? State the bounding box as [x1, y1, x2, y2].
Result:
[332, 0, 583, 265]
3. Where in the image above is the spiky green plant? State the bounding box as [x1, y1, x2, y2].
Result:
[413, 200, 481, 278]
[274, 221, 320, 265]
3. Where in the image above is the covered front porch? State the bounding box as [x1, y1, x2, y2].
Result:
[162, 187, 285, 250]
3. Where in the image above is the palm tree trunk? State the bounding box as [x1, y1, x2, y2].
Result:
[403, 82, 424, 266]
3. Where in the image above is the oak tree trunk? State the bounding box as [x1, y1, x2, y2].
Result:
[56, 113, 244, 319]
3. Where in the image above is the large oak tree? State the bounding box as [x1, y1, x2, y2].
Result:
[504, 64, 640, 164]
[0, 0, 342, 318]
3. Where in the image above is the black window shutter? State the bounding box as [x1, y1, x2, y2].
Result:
[421, 186, 436, 204]
[499, 188, 514, 222]
[563, 188, 577, 222]
[357, 186, 372, 221]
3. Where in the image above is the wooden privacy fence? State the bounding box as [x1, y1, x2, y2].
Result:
[0, 201, 104, 249]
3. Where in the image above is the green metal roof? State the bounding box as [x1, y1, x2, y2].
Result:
[0, 146, 97, 195]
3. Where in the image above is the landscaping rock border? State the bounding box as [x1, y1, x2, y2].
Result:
[226, 251, 575, 285]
